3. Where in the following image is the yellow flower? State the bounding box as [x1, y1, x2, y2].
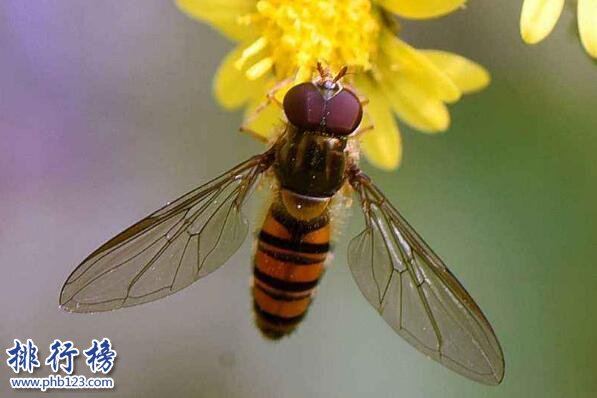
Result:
[520, 0, 597, 58]
[176, 0, 489, 170]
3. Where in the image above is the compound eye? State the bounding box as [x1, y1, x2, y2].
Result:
[283, 82, 325, 129]
[324, 89, 363, 136]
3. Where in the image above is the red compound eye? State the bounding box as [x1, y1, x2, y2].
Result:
[323, 88, 363, 136]
[283, 82, 325, 130]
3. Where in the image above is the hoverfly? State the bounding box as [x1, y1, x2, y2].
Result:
[60, 65, 504, 385]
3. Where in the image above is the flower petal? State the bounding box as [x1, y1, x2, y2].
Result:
[355, 76, 402, 170]
[421, 50, 491, 94]
[377, 0, 466, 19]
[214, 46, 268, 110]
[379, 65, 450, 133]
[520, 0, 565, 44]
[176, 0, 255, 41]
[242, 95, 284, 141]
[578, 0, 597, 58]
[381, 32, 461, 103]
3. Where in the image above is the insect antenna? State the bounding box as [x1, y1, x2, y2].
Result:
[316, 62, 329, 79]
[333, 66, 348, 83]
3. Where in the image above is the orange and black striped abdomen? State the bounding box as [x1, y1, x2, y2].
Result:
[253, 201, 330, 339]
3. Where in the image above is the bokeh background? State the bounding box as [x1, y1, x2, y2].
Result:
[1, 1, 596, 397]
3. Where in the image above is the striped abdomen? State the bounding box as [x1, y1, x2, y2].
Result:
[253, 200, 330, 339]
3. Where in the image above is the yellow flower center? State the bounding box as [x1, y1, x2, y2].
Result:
[236, 0, 380, 80]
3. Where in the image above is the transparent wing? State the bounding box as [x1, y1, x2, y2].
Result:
[347, 168, 505, 385]
[60, 150, 274, 313]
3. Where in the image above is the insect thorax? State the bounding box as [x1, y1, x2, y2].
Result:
[274, 125, 347, 199]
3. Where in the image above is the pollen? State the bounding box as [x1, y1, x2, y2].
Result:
[237, 0, 380, 80]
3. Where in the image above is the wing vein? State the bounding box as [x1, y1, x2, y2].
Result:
[60, 149, 275, 312]
[347, 167, 504, 385]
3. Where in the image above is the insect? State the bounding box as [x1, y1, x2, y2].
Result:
[60, 66, 504, 385]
